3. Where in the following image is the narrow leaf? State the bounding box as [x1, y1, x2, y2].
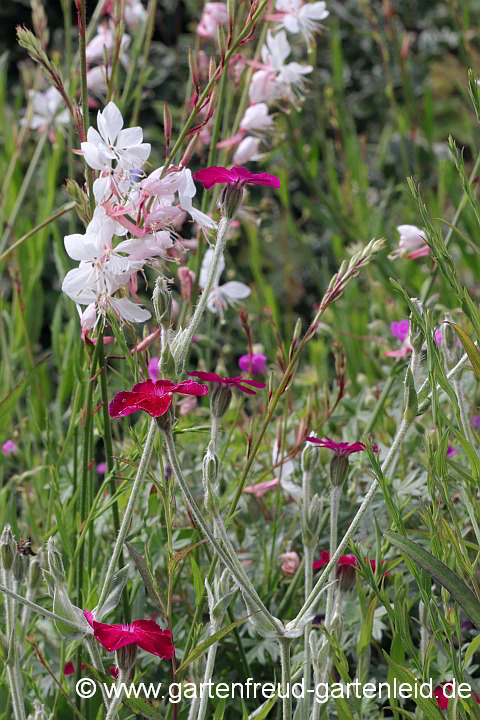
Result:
[385, 533, 480, 628]
[446, 322, 480, 379]
[177, 615, 251, 673]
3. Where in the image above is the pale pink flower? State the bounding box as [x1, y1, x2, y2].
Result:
[21, 87, 70, 141]
[199, 249, 251, 317]
[280, 551, 300, 575]
[197, 3, 228, 38]
[248, 31, 312, 103]
[124, 0, 148, 30]
[271, 0, 329, 45]
[86, 23, 130, 65]
[233, 137, 264, 164]
[388, 225, 429, 260]
[240, 103, 274, 133]
[3, 440, 17, 456]
[178, 267, 196, 301]
[243, 477, 280, 497]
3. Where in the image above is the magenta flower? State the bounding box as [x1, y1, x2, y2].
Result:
[108, 666, 120, 679]
[446, 445, 457, 458]
[148, 357, 159, 382]
[434, 682, 480, 710]
[238, 353, 268, 375]
[96, 462, 106, 475]
[193, 165, 280, 190]
[2, 440, 17, 456]
[64, 661, 85, 675]
[84, 611, 174, 658]
[391, 320, 409, 343]
[187, 370, 265, 395]
[305, 436, 379, 456]
[108, 379, 208, 418]
[472, 415, 480, 429]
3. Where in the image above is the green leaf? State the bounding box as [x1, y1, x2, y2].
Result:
[464, 634, 480, 666]
[213, 698, 227, 720]
[0, 354, 50, 431]
[190, 555, 203, 606]
[357, 595, 376, 654]
[248, 695, 277, 719]
[446, 322, 480, 379]
[383, 653, 444, 720]
[177, 614, 251, 673]
[84, 663, 164, 720]
[385, 533, 480, 628]
[125, 542, 167, 620]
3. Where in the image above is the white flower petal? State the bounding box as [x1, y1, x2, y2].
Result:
[99, 102, 124, 144]
[109, 296, 151, 323]
[220, 281, 251, 300]
[62, 266, 97, 303]
[116, 126, 143, 149]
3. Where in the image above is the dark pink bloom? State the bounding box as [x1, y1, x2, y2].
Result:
[2, 440, 17, 456]
[187, 371, 265, 396]
[96, 462, 106, 475]
[312, 552, 361, 571]
[472, 415, 480, 429]
[108, 379, 208, 418]
[305, 436, 379, 456]
[447, 446, 457, 458]
[84, 611, 174, 658]
[64, 661, 85, 675]
[238, 353, 268, 375]
[108, 666, 120, 679]
[193, 165, 280, 190]
[434, 682, 480, 710]
[391, 320, 409, 343]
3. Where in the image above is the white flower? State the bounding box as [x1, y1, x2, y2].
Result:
[82, 102, 151, 171]
[249, 70, 281, 104]
[199, 249, 251, 317]
[21, 87, 70, 131]
[86, 24, 130, 65]
[272, 440, 303, 500]
[86, 66, 109, 99]
[239, 103, 274, 133]
[261, 29, 292, 70]
[251, 31, 313, 103]
[124, 0, 148, 30]
[233, 137, 264, 164]
[388, 224, 428, 260]
[276, 0, 329, 44]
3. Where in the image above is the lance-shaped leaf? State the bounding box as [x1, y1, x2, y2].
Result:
[385, 533, 480, 628]
[177, 614, 252, 673]
[445, 322, 480, 380]
[95, 566, 129, 621]
[383, 652, 444, 720]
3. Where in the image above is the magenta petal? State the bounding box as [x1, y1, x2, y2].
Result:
[187, 371, 223, 383]
[170, 380, 209, 397]
[193, 166, 234, 188]
[230, 166, 280, 187]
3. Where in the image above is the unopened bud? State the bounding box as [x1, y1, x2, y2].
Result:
[153, 276, 173, 328]
[115, 644, 137, 675]
[301, 439, 320, 474]
[26, 556, 42, 591]
[163, 102, 172, 140]
[0, 526, 16, 572]
[329, 453, 349, 488]
[203, 443, 220, 513]
[178, 266, 195, 302]
[218, 183, 244, 220]
[12, 553, 29, 586]
[47, 538, 65, 582]
[216, 24, 226, 58]
[443, 320, 456, 351]
[188, 48, 200, 90]
[155, 404, 175, 433]
[289, 318, 302, 361]
[210, 384, 232, 418]
[208, 57, 217, 82]
[403, 367, 418, 423]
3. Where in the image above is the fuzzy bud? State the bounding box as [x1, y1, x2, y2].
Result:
[47, 538, 66, 582]
[210, 384, 232, 418]
[155, 404, 175, 434]
[203, 443, 220, 514]
[443, 322, 456, 351]
[153, 276, 173, 328]
[217, 183, 244, 220]
[115, 644, 138, 675]
[301, 439, 320, 474]
[329, 454, 349, 488]
[0, 526, 16, 573]
[403, 367, 418, 423]
[12, 552, 29, 586]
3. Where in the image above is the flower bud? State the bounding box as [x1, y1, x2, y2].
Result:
[218, 184, 244, 220]
[155, 404, 175, 433]
[443, 321, 456, 351]
[153, 276, 173, 328]
[12, 552, 29, 586]
[403, 367, 418, 423]
[0, 525, 16, 572]
[47, 538, 66, 582]
[115, 644, 138, 675]
[301, 440, 320, 474]
[329, 454, 349, 488]
[203, 443, 220, 514]
[210, 384, 232, 418]
[27, 556, 42, 590]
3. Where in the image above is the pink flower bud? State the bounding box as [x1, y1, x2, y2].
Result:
[279, 551, 300, 575]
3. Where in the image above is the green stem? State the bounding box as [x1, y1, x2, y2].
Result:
[0, 128, 49, 255]
[325, 485, 341, 628]
[279, 638, 292, 720]
[131, 0, 157, 126]
[96, 417, 157, 612]
[0, 582, 82, 631]
[78, 0, 95, 216]
[98, 331, 131, 623]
